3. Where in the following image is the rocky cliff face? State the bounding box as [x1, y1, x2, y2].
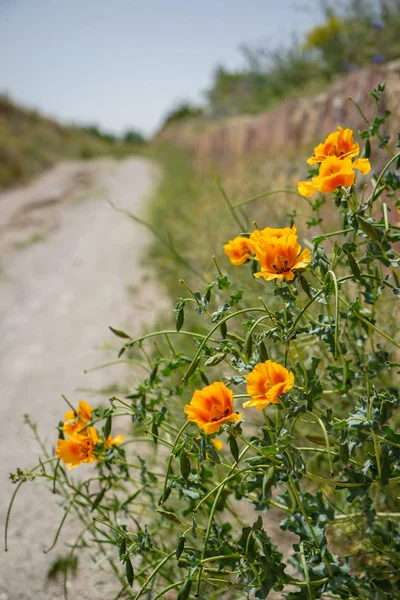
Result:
[158, 60, 400, 170]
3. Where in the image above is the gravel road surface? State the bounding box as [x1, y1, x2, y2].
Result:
[0, 157, 165, 599]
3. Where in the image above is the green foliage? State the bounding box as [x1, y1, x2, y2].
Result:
[204, 0, 400, 117]
[123, 129, 147, 145]
[159, 102, 203, 132]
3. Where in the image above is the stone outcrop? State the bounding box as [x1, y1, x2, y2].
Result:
[158, 60, 400, 169]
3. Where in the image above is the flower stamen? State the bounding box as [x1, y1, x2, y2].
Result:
[272, 256, 290, 273]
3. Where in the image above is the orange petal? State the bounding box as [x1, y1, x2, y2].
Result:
[254, 270, 284, 281]
[211, 438, 224, 451]
[298, 180, 316, 197]
[352, 158, 371, 175]
[77, 400, 92, 422]
[292, 248, 312, 271]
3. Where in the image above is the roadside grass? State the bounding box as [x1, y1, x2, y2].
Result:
[144, 143, 312, 302]
[136, 142, 319, 365]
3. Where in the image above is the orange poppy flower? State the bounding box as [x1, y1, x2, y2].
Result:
[211, 438, 223, 451]
[248, 225, 311, 281]
[106, 434, 124, 447]
[243, 360, 294, 410]
[223, 236, 252, 265]
[307, 126, 360, 165]
[298, 156, 371, 198]
[184, 381, 242, 434]
[63, 400, 92, 437]
[56, 426, 98, 469]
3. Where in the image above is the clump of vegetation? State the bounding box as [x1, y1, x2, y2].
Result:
[191, 0, 400, 118]
[158, 102, 204, 133]
[6, 85, 400, 599]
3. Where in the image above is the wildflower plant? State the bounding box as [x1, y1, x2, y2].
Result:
[6, 85, 400, 599]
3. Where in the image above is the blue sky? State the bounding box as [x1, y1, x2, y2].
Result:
[0, 0, 323, 135]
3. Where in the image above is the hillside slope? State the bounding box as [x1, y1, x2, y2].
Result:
[0, 96, 139, 189]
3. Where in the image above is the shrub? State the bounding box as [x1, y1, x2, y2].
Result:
[6, 85, 400, 599]
[123, 130, 147, 145]
[159, 102, 204, 132]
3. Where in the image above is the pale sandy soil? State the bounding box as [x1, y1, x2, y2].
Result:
[0, 157, 168, 599]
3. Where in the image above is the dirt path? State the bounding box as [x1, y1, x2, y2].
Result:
[0, 158, 167, 599]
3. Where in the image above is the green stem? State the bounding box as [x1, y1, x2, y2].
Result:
[366, 381, 382, 482]
[109, 199, 202, 278]
[233, 188, 307, 209]
[289, 476, 334, 578]
[315, 416, 334, 475]
[179, 279, 213, 318]
[348, 97, 395, 157]
[83, 358, 150, 374]
[370, 152, 400, 204]
[309, 274, 400, 349]
[299, 541, 315, 600]
[216, 176, 246, 230]
[151, 581, 184, 600]
[4, 481, 23, 552]
[4, 458, 58, 552]
[133, 551, 175, 600]
[325, 270, 340, 360]
[212, 254, 223, 276]
[196, 445, 249, 595]
[126, 329, 219, 349]
[159, 421, 190, 504]
[182, 308, 266, 381]
[193, 471, 242, 513]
